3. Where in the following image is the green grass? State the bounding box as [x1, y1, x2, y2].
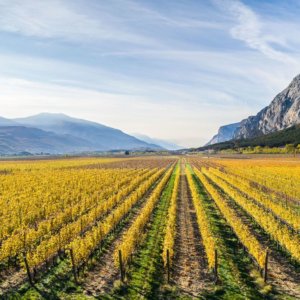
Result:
[109, 163, 268, 299]
[218, 178, 300, 270]
[189, 165, 269, 300]
[209, 175, 300, 299]
[5, 171, 168, 300]
[6, 163, 292, 299]
[107, 164, 179, 299]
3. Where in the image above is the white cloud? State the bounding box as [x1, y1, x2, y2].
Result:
[214, 0, 296, 63]
[0, 1, 300, 146]
[1, 47, 299, 147]
[0, 0, 154, 45]
[118, 0, 222, 29]
[0, 75, 255, 147]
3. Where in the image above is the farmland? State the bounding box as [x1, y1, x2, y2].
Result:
[0, 156, 299, 299]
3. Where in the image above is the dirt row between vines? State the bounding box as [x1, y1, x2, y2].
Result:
[0, 169, 159, 296]
[172, 164, 210, 297]
[207, 172, 300, 299]
[82, 169, 169, 297]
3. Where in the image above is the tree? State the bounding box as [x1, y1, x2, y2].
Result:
[254, 146, 262, 153]
[285, 144, 295, 154]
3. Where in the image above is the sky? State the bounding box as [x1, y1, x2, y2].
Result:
[0, 0, 300, 147]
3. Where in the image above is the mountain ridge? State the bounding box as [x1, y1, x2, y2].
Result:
[206, 74, 300, 145]
[206, 122, 241, 145]
[197, 124, 300, 152]
[0, 113, 162, 155]
[0, 126, 92, 155]
[132, 133, 182, 150]
[234, 74, 300, 139]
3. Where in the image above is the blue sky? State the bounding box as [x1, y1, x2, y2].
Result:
[0, 0, 300, 147]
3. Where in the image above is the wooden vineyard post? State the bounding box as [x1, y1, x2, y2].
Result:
[119, 250, 125, 282]
[130, 253, 133, 264]
[99, 227, 103, 250]
[214, 249, 218, 283]
[69, 248, 78, 284]
[167, 249, 170, 283]
[23, 252, 34, 286]
[264, 250, 269, 283]
[112, 213, 115, 234]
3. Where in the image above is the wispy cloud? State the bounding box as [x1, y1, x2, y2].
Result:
[0, 0, 219, 46]
[0, 0, 299, 146]
[118, 0, 222, 29]
[213, 0, 295, 63]
[0, 0, 155, 45]
[0, 73, 255, 147]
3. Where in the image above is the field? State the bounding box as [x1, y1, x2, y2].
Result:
[0, 156, 299, 299]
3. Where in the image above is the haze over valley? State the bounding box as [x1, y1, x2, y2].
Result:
[1, 0, 300, 148]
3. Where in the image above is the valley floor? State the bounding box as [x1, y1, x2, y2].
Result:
[0, 156, 299, 299]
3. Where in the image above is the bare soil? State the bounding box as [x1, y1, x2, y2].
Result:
[82, 174, 163, 297]
[215, 177, 300, 298]
[172, 165, 210, 297]
[0, 267, 26, 295]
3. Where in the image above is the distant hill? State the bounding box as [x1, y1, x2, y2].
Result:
[133, 134, 182, 150]
[206, 74, 300, 146]
[0, 126, 91, 155]
[0, 113, 162, 155]
[205, 122, 241, 145]
[197, 125, 300, 151]
[0, 117, 19, 127]
[234, 74, 300, 139]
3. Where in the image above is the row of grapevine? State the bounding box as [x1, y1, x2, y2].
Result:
[0, 168, 140, 241]
[213, 159, 300, 200]
[67, 166, 170, 267]
[194, 167, 266, 268]
[0, 169, 150, 258]
[114, 164, 175, 268]
[0, 157, 119, 172]
[0, 168, 155, 265]
[186, 166, 217, 270]
[208, 167, 300, 231]
[26, 168, 166, 269]
[162, 164, 180, 268]
[202, 167, 300, 262]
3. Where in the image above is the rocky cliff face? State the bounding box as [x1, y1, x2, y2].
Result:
[206, 74, 300, 145]
[234, 74, 300, 139]
[206, 122, 241, 145]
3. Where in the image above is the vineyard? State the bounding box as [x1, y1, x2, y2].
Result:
[0, 156, 299, 299]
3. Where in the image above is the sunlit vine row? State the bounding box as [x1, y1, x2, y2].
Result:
[68, 166, 170, 267]
[186, 166, 217, 269]
[208, 167, 300, 231]
[202, 167, 300, 263]
[0, 168, 140, 241]
[213, 159, 300, 200]
[195, 167, 266, 268]
[26, 168, 165, 268]
[162, 164, 180, 267]
[114, 165, 175, 267]
[0, 169, 152, 264]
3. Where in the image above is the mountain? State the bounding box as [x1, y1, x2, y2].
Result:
[0, 126, 91, 155]
[197, 124, 300, 152]
[234, 74, 300, 139]
[133, 134, 182, 150]
[206, 74, 300, 145]
[13, 113, 162, 151]
[0, 117, 18, 126]
[205, 122, 241, 145]
[0, 113, 162, 155]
